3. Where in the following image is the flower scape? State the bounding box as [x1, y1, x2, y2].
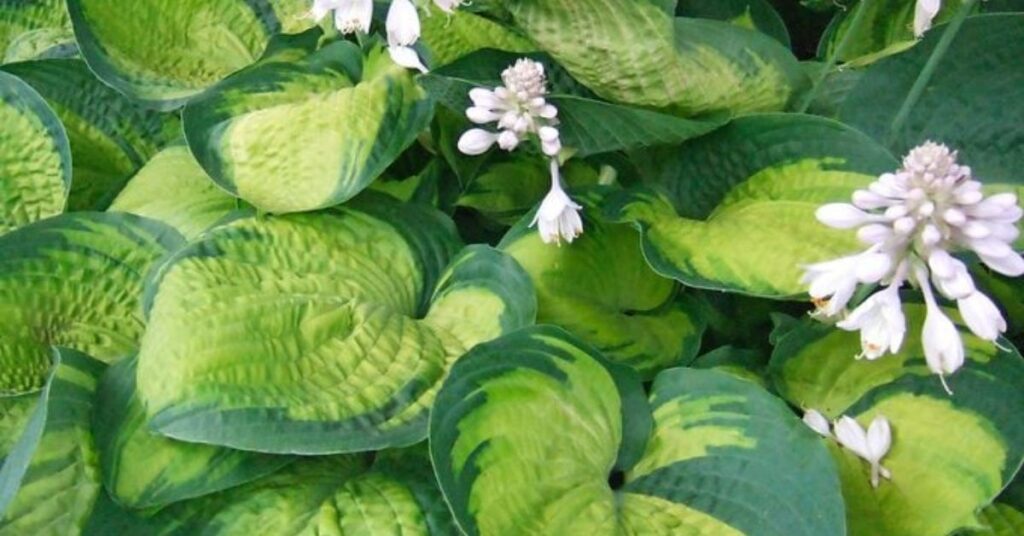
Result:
[0, 1, 1021, 535]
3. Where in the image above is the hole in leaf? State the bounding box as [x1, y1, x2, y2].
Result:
[607, 469, 625, 490]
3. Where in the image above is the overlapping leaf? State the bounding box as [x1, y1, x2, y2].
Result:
[606, 113, 898, 298]
[136, 193, 534, 454]
[431, 326, 845, 535]
[2, 59, 180, 210]
[500, 190, 705, 378]
[67, 0, 311, 109]
[108, 144, 240, 239]
[0, 212, 183, 395]
[0, 69, 69, 234]
[505, 0, 806, 115]
[0, 348, 105, 536]
[183, 40, 434, 213]
[770, 304, 1024, 535]
[0, 0, 73, 63]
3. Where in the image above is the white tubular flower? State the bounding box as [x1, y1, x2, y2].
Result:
[457, 129, 498, 155]
[803, 409, 833, 439]
[329, 0, 373, 34]
[310, 0, 338, 22]
[837, 285, 906, 360]
[805, 142, 1021, 386]
[914, 0, 942, 38]
[834, 415, 893, 488]
[531, 159, 583, 245]
[458, 58, 563, 158]
[386, 0, 428, 73]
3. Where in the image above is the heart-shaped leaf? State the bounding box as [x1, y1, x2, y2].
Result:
[431, 325, 845, 535]
[606, 113, 898, 298]
[770, 304, 1024, 535]
[136, 193, 535, 454]
[0, 213, 183, 395]
[183, 41, 434, 214]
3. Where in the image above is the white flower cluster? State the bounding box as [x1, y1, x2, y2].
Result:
[457, 59, 582, 245]
[804, 142, 1023, 393]
[310, 0, 465, 73]
[804, 410, 893, 488]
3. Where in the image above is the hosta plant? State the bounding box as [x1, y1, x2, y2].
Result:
[1, 0, 1023, 535]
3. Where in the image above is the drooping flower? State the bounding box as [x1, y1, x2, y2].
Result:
[914, 0, 942, 37]
[311, 0, 373, 35]
[802, 409, 833, 439]
[432, 0, 465, 13]
[458, 58, 562, 158]
[834, 415, 893, 488]
[531, 159, 583, 245]
[386, 0, 428, 73]
[804, 142, 1022, 390]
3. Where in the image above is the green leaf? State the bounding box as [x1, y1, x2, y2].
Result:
[419, 6, 535, 67]
[0, 348, 105, 536]
[66, 0, 311, 109]
[606, 113, 898, 298]
[85, 450, 456, 535]
[1, 59, 180, 210]
[137, 194, 535, 454]
[821, 0, 970, 64]
[0, 0, 71, 62]
[506, 0, 806, 115]
[0, 395, 37, 460]
[108, 144, 241, 239]
[676, 0, 791, 46]
[431, 326, 845, 535]
[770, 304, 1024, 535]
[94, 357, 290, 509]
[0, 69, 69, 234]
[840, 14, 1024, 193]
[500, 190, 705, 378]
[968, 503, 1024, 535]
[183, 42, 434, 214]
[0, 212, 183, 395]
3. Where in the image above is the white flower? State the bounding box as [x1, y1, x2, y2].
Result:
[458, 58, 562, 158]
[803, 409, 833, 438]
[386, 0, 428, 73]
[432, 0, 465, 13]
[457, 129, 497, 155]
[914, 0, 942, 37]
[313, 0, 372, 35]
[837, 285, 906, 360]
[805, 142, 1021, 385]
[834, 415, 893, 488]
[531, 159, 583, 245]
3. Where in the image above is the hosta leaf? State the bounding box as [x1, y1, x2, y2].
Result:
[676, 0, 791, 46]
[840, 14, 1024, 194]
[0, 0, 71, 62]
[431, 326, 845, 536]
[108, 144, 240, 239]
[0, 70, 69, 233]
[137, 193, 534, 454]
[2, 59, 180, 210]
[419, 7, 535, 67]
[821, 0, 969, 63]
[770, 305, 1024, 536]
[506, 0, 805, 115]
[500, 190, 705, 378]
[606, 113, 898, 298]
[0, 213, 183, 395]
[183, 41, 434, 214]
[969, 503, 1024, 535]
[66, 0, 311, 109]
[84, 450, 456, 535]
[0, 395, 36, 459]
[0, 348, 105, 536]
[94, 357, 290, 509]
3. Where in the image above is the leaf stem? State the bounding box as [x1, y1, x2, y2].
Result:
[796, 0, 871, 113]
[886, 0, 978, 147]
